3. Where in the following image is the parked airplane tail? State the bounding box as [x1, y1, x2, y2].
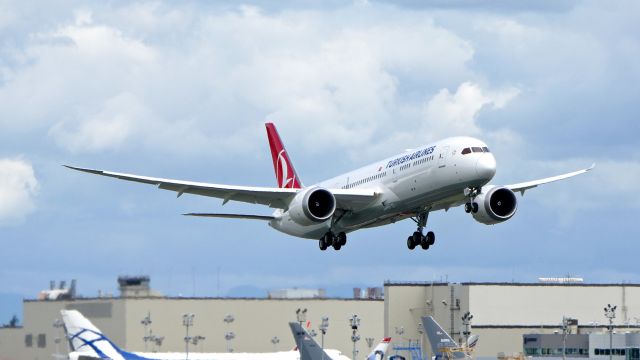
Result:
[421, 316, 467, 360]
[366, 337, 392, 360]
[466, 334, 479, 349]
[61, 309, 140, 360]
[289, 322, 332, 360]
[265, 122, 303, 189]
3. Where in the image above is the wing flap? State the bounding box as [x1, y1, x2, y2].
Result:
[506, 163, 595, 195]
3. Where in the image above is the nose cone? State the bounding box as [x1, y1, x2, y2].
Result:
[476, 153, 496, 180]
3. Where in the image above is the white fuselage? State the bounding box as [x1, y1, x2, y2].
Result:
[69, 350, 348, 360]
[269, 136, 497, 239]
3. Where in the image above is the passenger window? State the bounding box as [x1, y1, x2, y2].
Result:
[462, 148, 471, 155]
[472, 147, 483, 153]
[482, 147, 490, 152]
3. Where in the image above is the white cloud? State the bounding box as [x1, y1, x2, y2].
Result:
[422, 81, 520, 138]
[49, 92, 150, 153]
[0, 4, 478, 158]
[531, 159, 640, 210]
[0, 158, 38, 226]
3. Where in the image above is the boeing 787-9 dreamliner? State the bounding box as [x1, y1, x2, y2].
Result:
[67, 122, 593, 251]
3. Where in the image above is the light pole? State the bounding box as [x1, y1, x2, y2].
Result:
[271, 336, 280, 351]
[192, 335, 206, 352]
[604, 304, 617, 360]
[141, 312, 152, 352]
[53, 318, 64, 359]
[461, 312, 473, 349]
[320, 316, 329, 360]
[224, 314, 235, 352]
[560, 317, 573, 360]
[296, 308, 308, 327]
[182, 313, 195, 360]
[148, 330, 164, 353]
[350, 315, 361, 360]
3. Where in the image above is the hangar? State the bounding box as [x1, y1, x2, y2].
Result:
[1, 279, 639, 360]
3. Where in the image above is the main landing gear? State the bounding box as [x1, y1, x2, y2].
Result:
[319, 231, 347, 251]
[406, 211, 435, 251]
[464, 187, 480, 214]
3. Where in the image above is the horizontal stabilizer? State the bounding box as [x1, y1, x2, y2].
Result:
[184, 213, 275, 220]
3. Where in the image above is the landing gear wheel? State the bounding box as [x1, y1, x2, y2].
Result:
[472, 202, 479, 213]
[407, 236, 416, 250]
[323, 232, 334, 247]
[332, 242, 342, 250]
[420, 238, 430, 250]
[337, 232, 347, 246]
[464, 202, 472, 213]
[426, 231, 435, 245]
[319, 238, 327, 251]
[412, 231, 422, 246]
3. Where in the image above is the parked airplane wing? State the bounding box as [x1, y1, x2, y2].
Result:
[65, 165, 378, 211]
[506, 164, 595, 195]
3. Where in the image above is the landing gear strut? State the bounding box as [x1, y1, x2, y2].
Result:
[319, 231, 347, 251]
[464, 187, 480, 214]
[406, 211, 435, 251]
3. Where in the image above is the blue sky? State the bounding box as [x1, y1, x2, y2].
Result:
[1, 1, 639, 322]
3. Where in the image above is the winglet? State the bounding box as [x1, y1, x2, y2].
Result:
[265, 123, 303, 189]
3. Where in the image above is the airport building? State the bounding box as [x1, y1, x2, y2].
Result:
[1, 279, 640, 360]
[383, 281, 640, 360]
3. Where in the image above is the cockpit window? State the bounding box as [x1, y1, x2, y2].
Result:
[482, 146, 490, 152]
[472, 147, 483, 153]
[461, 147, 471, 155]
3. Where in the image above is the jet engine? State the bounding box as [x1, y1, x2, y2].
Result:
[472, 186, 518, 225]
[288, 187, 336, 226]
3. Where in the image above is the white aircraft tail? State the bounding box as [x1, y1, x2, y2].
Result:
[421, 316, 467, 360]
[366, 337, 391, 360]
[61, 309, 129, 360]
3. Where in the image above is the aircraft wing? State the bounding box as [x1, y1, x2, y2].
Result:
[65, 165, 378, 211]
[506, 164, 595, 195]
[65, 165, 298, 208]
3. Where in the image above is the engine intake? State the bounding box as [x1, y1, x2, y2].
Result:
[288, 187, 336, 226]
[472, 186, 518, 225]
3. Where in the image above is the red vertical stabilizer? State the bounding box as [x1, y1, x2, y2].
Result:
[265, 123, 303, 189]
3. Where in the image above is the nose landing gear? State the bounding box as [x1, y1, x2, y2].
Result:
[464, 187, 481, 214]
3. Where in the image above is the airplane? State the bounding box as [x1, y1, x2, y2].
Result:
[61, 309, 389, 360]
[289, 322, 390, 360]
[422, 316, 478, 360]
[66, 122, 593, 251]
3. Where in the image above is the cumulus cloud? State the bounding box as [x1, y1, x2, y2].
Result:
[422, 82, 520, 138]
[49, 92, 150, 153]
[0, 158, 38, 226]
[0, 4, 478, 158]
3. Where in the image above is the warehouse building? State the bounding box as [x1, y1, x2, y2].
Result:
[2, 279, 640, 360]
[383, 281, 640, 360]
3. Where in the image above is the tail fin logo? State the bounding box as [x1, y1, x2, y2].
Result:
[266, 122, 302, 189]
[277, 149, 296, 188]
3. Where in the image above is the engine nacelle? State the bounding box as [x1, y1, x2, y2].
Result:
[288, 187, 336, 226]
[472, 185, 518, 225]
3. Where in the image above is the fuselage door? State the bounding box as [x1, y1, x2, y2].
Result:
[438, 145, 450, 168]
